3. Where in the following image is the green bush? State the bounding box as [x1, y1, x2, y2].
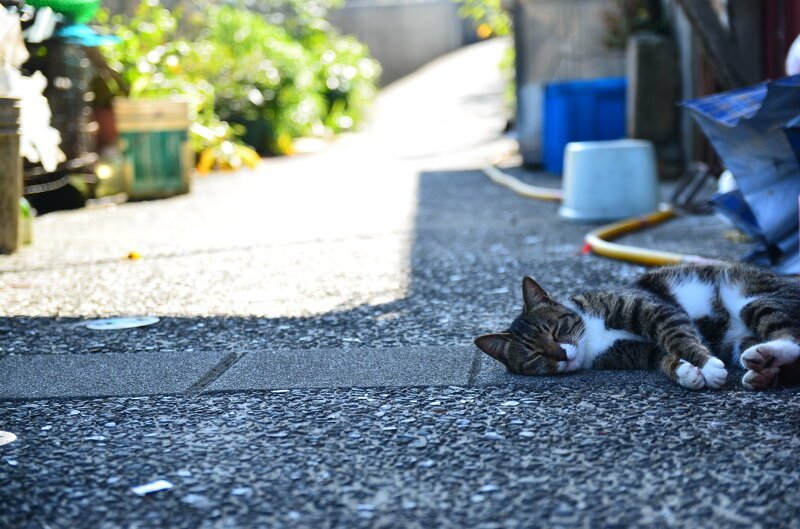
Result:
[193, 4, 380, 151]
[187, 6, 327, 154]
[454, 0, 510, 38]
[303, 29, 380, 133]
[100, 0, 379, 157]
[98, 1, 257, 168]
[454, 0, 514, 108]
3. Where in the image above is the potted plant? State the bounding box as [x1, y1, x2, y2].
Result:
[98, 1, 260, 197]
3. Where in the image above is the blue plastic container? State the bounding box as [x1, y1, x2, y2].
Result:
[543, 77, 627, 175]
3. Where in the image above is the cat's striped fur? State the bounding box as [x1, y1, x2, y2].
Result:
[475, 263, 800, 390]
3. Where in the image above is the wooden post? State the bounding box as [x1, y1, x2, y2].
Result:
[0, 98, 21, 254]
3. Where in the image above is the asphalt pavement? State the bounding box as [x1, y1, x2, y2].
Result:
[2, 39, 798, 528]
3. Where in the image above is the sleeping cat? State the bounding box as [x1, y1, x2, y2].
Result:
[475, 263, 800, 390]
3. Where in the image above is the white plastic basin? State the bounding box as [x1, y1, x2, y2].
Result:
[558, 139, 659, 222]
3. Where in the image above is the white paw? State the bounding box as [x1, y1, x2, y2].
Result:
[700, 357, 727, 389]
[742, 367, 780, 390]
[676, 361, 705, 390]
[741, 340, 800, 370]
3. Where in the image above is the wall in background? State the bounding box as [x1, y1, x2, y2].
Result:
[328, 0, 469, 86]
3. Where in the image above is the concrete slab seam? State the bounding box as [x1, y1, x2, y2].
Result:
[467, 348, 483, 385]
[184, 351, 248, 395]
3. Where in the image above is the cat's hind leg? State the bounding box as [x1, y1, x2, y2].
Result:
[740, 339, 800, 390]
[742, 367, 780, 390]
[741, 339, 800, 369]
[739, 299, 800, 389]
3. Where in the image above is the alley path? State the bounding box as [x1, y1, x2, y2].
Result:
[1, 40, 799, 528]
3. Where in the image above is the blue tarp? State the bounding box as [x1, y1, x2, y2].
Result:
[684, 76, 800, 274]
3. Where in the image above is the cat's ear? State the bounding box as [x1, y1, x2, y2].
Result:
[522, 276, 550, 310]
[474, 333, 526, 368]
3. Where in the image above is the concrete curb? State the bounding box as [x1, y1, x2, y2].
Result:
[0, 350, 227, 400]
[0, 346, 717, 401]
[0, 346, 483, 400]
[206, 346, 479, 392]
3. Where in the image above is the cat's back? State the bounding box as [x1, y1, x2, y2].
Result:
[634, 263, 797, 296]
[631, 263, 800, 321]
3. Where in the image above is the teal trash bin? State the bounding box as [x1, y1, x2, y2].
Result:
[114, 98, 193, 200]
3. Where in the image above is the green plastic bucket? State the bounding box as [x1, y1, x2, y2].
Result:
[114, 98, 192, 200]
[26, 0, 101, 24]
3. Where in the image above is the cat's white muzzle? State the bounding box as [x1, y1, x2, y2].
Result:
[558, 344, 580, 372]
[561, 343, 578, 361]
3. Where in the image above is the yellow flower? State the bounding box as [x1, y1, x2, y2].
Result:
[476, 23, 493, 40]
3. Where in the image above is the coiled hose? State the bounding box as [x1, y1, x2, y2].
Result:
[482, 162, 721, 267]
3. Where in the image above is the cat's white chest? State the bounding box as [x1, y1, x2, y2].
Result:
[576, 314, 641, 368]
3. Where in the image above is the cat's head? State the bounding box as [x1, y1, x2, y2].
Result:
[474, 276, 584, 375]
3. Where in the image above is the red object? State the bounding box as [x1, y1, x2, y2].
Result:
[581, 243, 592, 255]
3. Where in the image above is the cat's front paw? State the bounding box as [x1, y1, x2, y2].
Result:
[700, 357, 727, 389]
[742, 367, 779, 390]
[676, 361, 705, 390]
[741, 340, 800, 370]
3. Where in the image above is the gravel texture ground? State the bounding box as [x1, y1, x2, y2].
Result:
[0, 168, 749, 358]
[2, 382, 800, 529]
[1, 40, 795, 528]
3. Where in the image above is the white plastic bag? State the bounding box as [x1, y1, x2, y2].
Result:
[0, 8, 28, 69]
[0, 9, 65, 172]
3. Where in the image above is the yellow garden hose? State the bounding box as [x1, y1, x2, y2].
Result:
[482, 163, 563, 202]
[583, 206, 722, 266]
[481, 162, 721, 267]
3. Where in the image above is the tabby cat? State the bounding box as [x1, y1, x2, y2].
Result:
[475, 263, 800, 390]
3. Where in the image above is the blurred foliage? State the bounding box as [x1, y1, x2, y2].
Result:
[98, 0, 260, 170]
[454, 0, 514, 108]
[454, 0, 509, 38]
[98, 0, 379, 162]
[186, 5, 325, 154]
[602, 0, 668, 49]
[304, 31, 380, 133]
[228, 0, 343, 38]
[186, 4, 379, 153]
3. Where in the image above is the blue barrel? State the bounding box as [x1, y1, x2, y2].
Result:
[543, 77, 627, 175]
